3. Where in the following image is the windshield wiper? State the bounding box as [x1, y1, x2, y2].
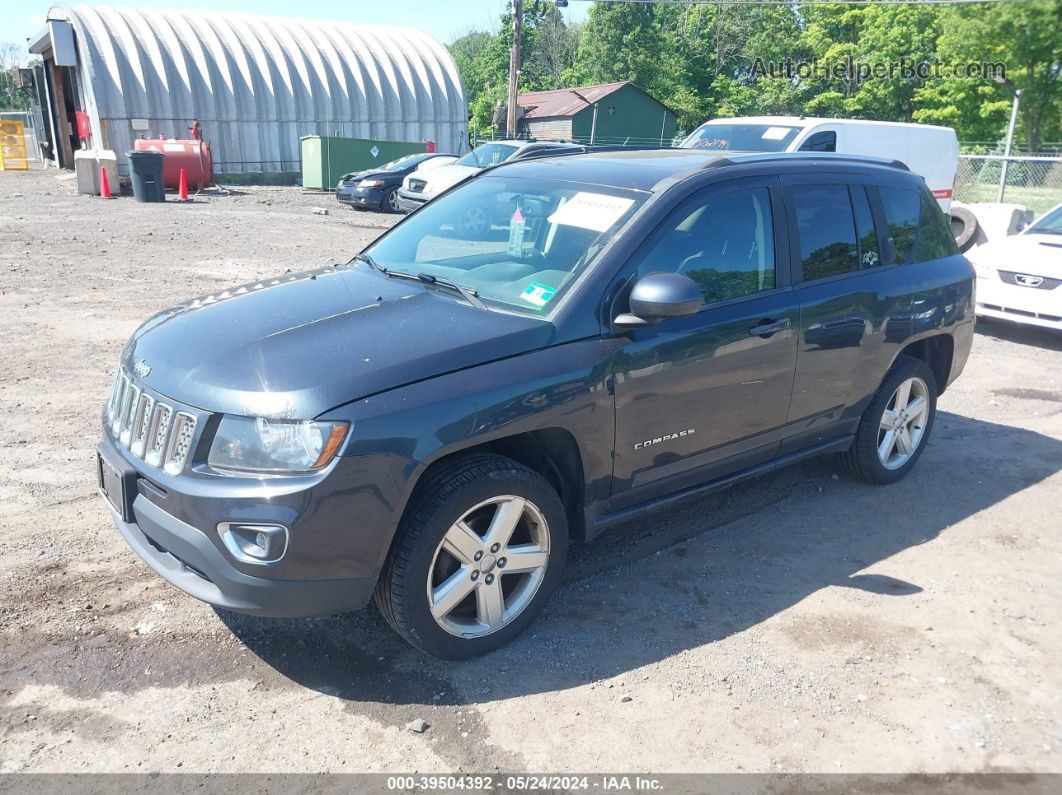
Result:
[379, 267, 487, 310]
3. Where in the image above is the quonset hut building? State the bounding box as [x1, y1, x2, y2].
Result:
[27, 4, 468, 179]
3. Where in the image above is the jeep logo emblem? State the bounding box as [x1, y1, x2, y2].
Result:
[134, 359, 151, 378]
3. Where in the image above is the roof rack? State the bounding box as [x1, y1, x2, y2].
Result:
[700, 151, 909, 172]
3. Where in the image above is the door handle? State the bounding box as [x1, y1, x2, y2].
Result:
[749, 317, 791, 337]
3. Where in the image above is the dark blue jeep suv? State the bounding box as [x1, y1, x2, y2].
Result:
[98, 150, 974, 658]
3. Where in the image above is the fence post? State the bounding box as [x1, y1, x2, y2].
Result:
[998, 89, 1022, 203]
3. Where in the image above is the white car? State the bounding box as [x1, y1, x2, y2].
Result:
[967, 203, 1062, 331]
[681, 116, 959, 211]
[396, 140, 588, 220]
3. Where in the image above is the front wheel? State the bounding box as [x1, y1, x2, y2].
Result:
[375, 454, 568, 659]
[384, 187, 401, 214]
[843, 355, 938, 484]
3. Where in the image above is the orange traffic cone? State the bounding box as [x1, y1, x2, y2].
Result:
[177, 168, 189, 202]
[100, 166, 115, 199]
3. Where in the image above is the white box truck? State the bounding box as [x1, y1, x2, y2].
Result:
[680, 116, 959, 211]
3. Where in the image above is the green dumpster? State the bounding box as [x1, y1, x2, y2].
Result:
[300, 136, 428, 190]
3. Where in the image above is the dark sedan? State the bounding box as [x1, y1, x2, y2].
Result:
[335, 152, 456, 213]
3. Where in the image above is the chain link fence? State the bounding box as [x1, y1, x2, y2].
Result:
[955, 154, 1062, 215]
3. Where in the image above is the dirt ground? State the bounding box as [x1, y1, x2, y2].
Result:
[1, 167, 1060, 775]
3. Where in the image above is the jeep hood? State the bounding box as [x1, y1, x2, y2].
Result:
[122, 265, 553, 418]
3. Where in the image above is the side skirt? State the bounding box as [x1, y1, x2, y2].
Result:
[586, 435, 854, 538]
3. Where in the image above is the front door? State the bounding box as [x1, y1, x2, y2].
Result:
[609, 177, 799, 508]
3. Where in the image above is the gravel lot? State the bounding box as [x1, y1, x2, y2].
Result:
[1, 167, 1060, 775]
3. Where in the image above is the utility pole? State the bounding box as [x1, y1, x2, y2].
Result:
[997, 88, 1022, 203]
[507, 0, 522, 139]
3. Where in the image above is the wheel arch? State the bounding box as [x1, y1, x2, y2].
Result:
[402, 428, 588, 543]
[895, 333, 955, 394]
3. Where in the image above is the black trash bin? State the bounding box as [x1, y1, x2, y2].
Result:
[126, 150, 166, 203]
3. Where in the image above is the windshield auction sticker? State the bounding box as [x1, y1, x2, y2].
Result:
[520, 282, 557, 309]
[548, 192, 634, 232]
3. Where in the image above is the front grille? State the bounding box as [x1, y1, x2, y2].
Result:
[408, 179, 426, 192]
[107, 368, 197, 474]
[998, 270, 1061, 290]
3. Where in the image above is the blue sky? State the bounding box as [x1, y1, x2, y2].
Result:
[7, 0, 590, 56]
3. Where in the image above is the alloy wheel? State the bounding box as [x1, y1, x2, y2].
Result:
[877, 376, 930, 470]
[426, 495, 550, 638]
[387, 189, 401, 213]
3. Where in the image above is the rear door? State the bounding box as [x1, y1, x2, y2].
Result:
[781, 173, 914, 454]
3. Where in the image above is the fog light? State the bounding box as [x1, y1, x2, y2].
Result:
[218, 522, 288, 565]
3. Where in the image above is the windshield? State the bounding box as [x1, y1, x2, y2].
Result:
[456, 143, 519, 169]
[682, 123, 802, 152]
[363, 175, 647, 314]
[1028, 205, 1062, 234]
[379, 153, 433, 172]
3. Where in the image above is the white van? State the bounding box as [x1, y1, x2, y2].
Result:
[681, 116, 959, 211]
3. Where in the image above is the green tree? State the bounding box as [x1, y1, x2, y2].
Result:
[914, 0, 1061, 151]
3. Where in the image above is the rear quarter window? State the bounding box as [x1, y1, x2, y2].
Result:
[879, 185, 959, 264]
[878, 186, 920, 264]
[913, 191, 960, 262]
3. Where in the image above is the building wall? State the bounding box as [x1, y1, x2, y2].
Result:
[523, 117, 573, 141]
[571, 84, 677, 145]
[50, 4, 467, 174]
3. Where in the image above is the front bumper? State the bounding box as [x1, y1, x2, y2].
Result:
[336, 185, 385, 209]
[108, 490, 375, 617]
[396, 189, 429, 213]
[975, 275, 1062, 330]
[97, 428, 379, 618]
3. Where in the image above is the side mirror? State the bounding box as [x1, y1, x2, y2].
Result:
[615, 272, 703, 326]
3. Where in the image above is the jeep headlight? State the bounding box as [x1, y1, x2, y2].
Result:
[208, 416, 348, 474]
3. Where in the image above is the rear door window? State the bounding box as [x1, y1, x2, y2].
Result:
[791, 184, 859, 281]
[851, 186, 882, 268]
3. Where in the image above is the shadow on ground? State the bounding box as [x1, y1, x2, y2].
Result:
[974, 317, 1062, 352]
[220, 410, 1061, 706]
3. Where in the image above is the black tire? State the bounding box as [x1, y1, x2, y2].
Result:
[949, 205, 979, 252]
[843, 355, 938, 484]
[374, 454, 568, 659]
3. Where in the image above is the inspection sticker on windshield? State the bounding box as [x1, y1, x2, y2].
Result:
[520, 281, 557, 309]
[761, 126, 791, 140]
[547, 192, 634, 232]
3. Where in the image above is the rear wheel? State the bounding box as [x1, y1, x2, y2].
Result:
[375, 454, 567, 659]
[843, 356, 937, 484]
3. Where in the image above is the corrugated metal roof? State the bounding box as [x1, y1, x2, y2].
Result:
[49, 3, 467, 173]
[518, 82, 630, 120]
